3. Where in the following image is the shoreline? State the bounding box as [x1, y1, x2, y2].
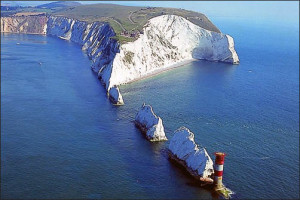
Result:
[125, 58, 196, 84]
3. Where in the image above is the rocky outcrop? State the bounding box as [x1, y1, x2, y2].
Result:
[135, 103, 167, 141]
[108, 86, 124, 105]
[1, 16, 48, 34]
[168, 127, 214, 184]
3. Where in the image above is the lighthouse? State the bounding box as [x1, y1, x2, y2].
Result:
[214, 152, 226, 189]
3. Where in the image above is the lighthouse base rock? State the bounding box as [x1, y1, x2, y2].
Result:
[168, 127, 214, 183]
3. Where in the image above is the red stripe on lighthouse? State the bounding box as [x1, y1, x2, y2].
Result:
[214, 170, 223, 176]
[216, 160, 224, 165]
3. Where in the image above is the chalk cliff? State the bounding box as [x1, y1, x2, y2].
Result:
[1, 14, 239, 104]
[169, 127, 214, 183]
[135, 103, 167, 141]
[107, 15, 239, 88]
[1, 16, 48, 34]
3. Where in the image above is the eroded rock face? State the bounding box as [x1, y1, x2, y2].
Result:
[108, 86, 124, 105]
[107, 15, 239, 88]
[135, 103, 167, 141]
[1, 16, 48, 34]
[169, 126, 214, 183]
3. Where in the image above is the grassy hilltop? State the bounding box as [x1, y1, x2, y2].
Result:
[1, 2, 220, 43]
[52, 3, 220, 43]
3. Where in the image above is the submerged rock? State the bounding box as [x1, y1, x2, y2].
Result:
[108, 86, 124, 105]
[135, 103, 167, 141]
[168, 126, 214, 184]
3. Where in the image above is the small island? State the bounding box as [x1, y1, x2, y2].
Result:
[108, 86, 124, 105]
[135, 103, 167, 142]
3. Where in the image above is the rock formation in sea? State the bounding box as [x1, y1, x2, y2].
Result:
[1, 14, 239, 105]
[135, 103, 167, 141]
[108, 86, 124, 105]
[168, 126, 214, 184]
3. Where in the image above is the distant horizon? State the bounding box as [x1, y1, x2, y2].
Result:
[1, 1, 299, 23]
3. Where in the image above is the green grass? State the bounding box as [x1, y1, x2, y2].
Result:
[3, 3, 221, 44]
[110, 35, 135, 44]
[53, 3, 220, 43]
[1, 7, 53, 16]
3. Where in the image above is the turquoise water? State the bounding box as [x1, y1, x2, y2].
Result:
[1, 17, 299, 199]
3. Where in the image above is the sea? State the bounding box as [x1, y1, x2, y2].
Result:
[1, 16, 299, 199]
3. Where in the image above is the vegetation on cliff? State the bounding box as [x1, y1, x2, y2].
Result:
[53, 4, 220, 35]
[1, 2, 220, 43]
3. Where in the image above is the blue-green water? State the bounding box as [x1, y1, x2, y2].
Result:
[1, 17, 299, 199]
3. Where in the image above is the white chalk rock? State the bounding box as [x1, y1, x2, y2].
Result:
[169, 127, 214, 181]
[107, 15, 239, 88]
[108, 86, 124, 105]
[135, 103, 167, 141]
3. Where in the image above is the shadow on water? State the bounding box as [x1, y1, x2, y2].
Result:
[167, 155, 220, 199]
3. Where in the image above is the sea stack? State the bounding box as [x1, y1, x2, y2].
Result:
[108, 86, 124, 105]
[135, 103, 167, 141]
[168, 127, 214, 184]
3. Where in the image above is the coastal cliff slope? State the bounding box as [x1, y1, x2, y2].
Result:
[106, 15, 239, 88]
[31, 14, 239, 101]
[1, 8, 239, 104]
[1, 16, 48, 34]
